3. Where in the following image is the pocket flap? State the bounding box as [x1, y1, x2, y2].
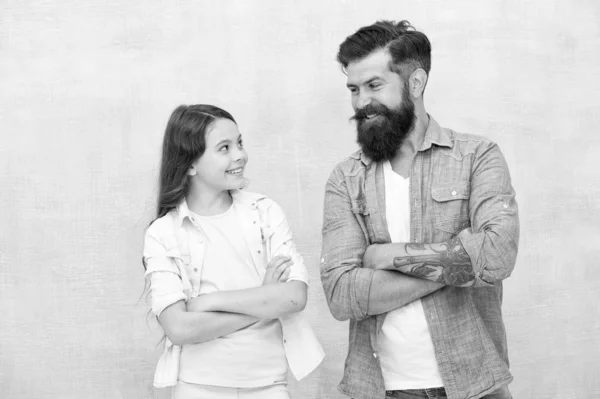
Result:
[431, 181, 471, 202]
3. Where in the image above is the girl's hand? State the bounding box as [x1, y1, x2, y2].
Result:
[263, 255, 293, 285]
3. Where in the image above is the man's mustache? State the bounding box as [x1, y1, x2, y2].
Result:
[350, 103, 390, 122]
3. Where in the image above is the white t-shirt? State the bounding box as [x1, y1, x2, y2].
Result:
[178, 205, 288, 388]
[378, 160, 444, 389]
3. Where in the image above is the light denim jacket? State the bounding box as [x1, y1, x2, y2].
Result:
[144, 190, 324, 388]
[320, 117, 519, 399]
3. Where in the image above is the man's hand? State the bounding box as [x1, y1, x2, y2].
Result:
[363, 243, 396, 269]
[362, 244, 380, 269]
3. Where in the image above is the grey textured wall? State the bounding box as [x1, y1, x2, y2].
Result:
[1, 1, 599, 398]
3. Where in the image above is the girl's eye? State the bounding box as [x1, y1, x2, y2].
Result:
[238, 140, 244, 148]
[220, 145, 229, 152]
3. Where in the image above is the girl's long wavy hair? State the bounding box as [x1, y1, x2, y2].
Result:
[141, 105, 237, 336]
[155, 104, 236, 220]
[142, 104, 236, 275]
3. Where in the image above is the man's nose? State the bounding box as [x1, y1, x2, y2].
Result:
[356, 92, 372, 110]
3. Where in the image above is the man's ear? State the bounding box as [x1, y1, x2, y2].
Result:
[410, 68, 428, 98]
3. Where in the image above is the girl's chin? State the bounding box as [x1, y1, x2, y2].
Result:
[224, 177, 247, 190]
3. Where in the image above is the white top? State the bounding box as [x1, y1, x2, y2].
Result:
[178, 206, 288, 387]
[378, 160, 444, 389]
[143, 190, 324, 388]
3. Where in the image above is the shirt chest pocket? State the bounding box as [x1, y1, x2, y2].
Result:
[431, 181, 471, 234]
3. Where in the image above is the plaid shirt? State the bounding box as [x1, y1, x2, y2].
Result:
[320, 117, 519, 399]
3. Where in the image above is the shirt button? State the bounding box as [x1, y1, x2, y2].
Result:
[194, 268, 198, 272]
[257, 249, 261, 254]
[451, 190, 457, 196]
[373, 352, 378, 358]
[283, 339, 287, 344]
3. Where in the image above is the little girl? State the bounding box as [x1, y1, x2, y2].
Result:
[143, 104, 324, 398]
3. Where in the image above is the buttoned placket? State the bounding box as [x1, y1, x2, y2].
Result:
[248, 200, 290, 350]
[241, 201, 268, 280]
[365, 161, 387, 361]
[185, 216, 205, 297]
[251, 202, 264, 258]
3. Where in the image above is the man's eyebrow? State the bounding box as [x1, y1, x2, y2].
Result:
[346, 76, 382, 88]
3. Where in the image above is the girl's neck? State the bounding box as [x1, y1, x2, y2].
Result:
[186, 188, 233, 216]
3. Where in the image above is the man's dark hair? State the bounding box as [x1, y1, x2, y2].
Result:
[337, 20, 431, 80]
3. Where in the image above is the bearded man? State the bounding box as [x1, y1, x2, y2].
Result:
[319, 20, 520, 399]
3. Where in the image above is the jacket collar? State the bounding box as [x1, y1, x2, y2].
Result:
[175, 189, 266, 226]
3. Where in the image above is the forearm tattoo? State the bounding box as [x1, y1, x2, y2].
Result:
[392, 237, 475, 286]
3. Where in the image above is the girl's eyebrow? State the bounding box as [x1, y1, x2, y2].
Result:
[214, 139, 231, 147]
[214, 134, 242, 147]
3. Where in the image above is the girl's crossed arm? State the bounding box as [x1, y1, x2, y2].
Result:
[154, 255, 296, 346]
[186, 255, 306, 319]
[158, 301, 258, 346]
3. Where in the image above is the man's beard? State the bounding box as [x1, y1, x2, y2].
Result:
[352, 83, 416, 162]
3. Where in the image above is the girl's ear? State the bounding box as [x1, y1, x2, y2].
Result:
[187, 164, 197, 176]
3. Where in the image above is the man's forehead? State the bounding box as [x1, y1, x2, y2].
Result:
[346, 49, 392, 84]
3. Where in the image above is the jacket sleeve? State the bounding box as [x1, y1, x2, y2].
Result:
[143, 228, 187, 317]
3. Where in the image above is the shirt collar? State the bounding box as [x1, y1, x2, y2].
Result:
[350, 115, 452, 166]
[419, 115, 452, 151]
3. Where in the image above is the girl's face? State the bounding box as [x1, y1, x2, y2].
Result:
[187, 118, 248, 195]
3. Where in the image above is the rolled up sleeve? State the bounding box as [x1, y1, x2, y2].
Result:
[459, 142, 520, 287]
[320, 169, 375, 321]
[143, 231, 187, 317]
